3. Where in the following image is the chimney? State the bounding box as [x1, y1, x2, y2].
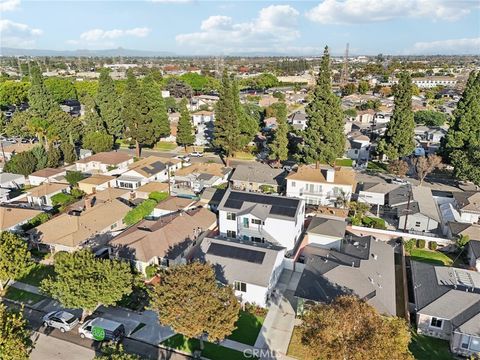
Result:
[85, 197, 92, 210]
[325, 168, 335, 183]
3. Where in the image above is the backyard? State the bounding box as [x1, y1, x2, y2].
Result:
[409, 331, 454, 360]
[227, 310, 265, 345]
[409, 248, 453, 266]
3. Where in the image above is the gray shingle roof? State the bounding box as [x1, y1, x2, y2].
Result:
[230, 163, 286, 187]
[307, 216, 346, 238]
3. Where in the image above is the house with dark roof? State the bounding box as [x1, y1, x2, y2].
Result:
[295, 234, 396, 316]
[452, 191, 480, 224]
[409, 261, 480, 357]
[468, 240, 480, 272]
[305, 215, 347, 251]
[218, 189, 305, 251]
[195, 237, 286, 307]
[172, 163, 232, 196]
[288, 111, 308, 130]
[230, 163, 286, 193]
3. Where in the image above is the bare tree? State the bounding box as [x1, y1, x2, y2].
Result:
[415, 154, 442, 185]
[387, 159, 409, 178]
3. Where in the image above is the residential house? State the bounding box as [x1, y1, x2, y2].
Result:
[191, 110, 215, 126]
[355, 109, 375, 124]
[116, 156, 181, 190]
[26, 183, 70, 207]
[75, 152, 134, 174]
[1, 143, 36, 161]
[0, 173, 26, 189]
[230, 163, 286, 193]
[29, 188, 131, 252]
[412, 77, 457, 89]
[77, 175, 116, 195]
[199, 187, 226, 211]
[191, 110, 214, 146]
[172, 163, 232, 196]
[28, 167, 67, 186]
[467, 240, 480, 272]
[195, 237, 286, 307]
[218, 189, 304, 251]
[389, 186, 441, 233]
[286, 166, 356, 207]
[357, 182, 400, 206]
[295, 234, 396, 316]
[0, 188, 11, 202]
[374, 112, 391, 124]
[0, 206, 43, 232]
[446, 222, 480, 242]
[151, 196, 198, 218]
[263, 117, 277, 130]
[347, 134, 371, 162]
[414, 126, 448, 154]
[135, 182, 170, 200]
[289, 111, 308, 131]
[410, 261, 480, 357]
[304, 215, 347, 251]
[452, 192, 480, 224]
[110, 208, 216, 274]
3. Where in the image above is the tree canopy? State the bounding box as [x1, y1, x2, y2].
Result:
[0, 232, 32, 290]
[28, 66, 56, 119]
[150, 262, 240, 344]
[300, 296, 412, 360]
[96, 69, 123, 141]
[176, 98, 195, 149]
[414, 110, 447, 126]
[83, 132, 113, 154]
[44, 77, 77, 103]
[0, 304, 33, 360]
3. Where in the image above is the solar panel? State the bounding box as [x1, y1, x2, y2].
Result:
[224, 191, 299, 217]
[207, 242, 265, 264]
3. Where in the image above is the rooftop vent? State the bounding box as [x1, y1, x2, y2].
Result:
[372, 253, 378, 260]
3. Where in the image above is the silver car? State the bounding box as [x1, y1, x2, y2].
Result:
[43, 311, 79, 332]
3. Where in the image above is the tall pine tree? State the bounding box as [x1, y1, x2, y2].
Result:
[213, 70, 241, 165]
[301, 46, 345, 166]
[96, 69, 123, 142]
[378, 72, 415, 160]
[142, 74, 170, 140]
[83, 95, 105, 133]
[176, 98, 195, 150]
[28, 65, 56, 119]
[269, 102, 289, 164]
[443, 71, 480, 185]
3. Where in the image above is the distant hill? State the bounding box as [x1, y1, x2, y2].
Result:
[0, 47, 176, 57]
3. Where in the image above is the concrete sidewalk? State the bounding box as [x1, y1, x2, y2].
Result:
[8, 280, 43, 295]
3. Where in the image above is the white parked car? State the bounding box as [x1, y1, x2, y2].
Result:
[189, 151, 204, 158]
[43, 311, 79, 332]
[391, 178, 410, 185]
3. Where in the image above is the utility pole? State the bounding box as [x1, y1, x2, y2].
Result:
[340, 43, 349, 87]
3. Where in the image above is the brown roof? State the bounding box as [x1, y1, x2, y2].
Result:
[136, 182, 170, 193]
[286, 165, 356, 186]
[156, 197, 197, 212]
[127, 156, 169, 177]
[110, 208, 216, 262]
[30, 167, 65, 178]
[175, 162, 231, 177]
[32, 189, 131, 248]
[27, 182, 70, 198]
[2, 143, 37, 155]
[78, 174, 115, 186]
[76, 151, 132, 165]
[0, 206, 43, 230]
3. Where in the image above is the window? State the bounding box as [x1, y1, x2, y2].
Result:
[234, 281, 247, 292]
[291, 181, 296, 188]
[430, 317, 443, 328]
[415, 221, 421, 227]
[251, 237, 264, 243]
[461, 335, 471, 349]
[251, 219, 262, 225]
[226, 212, 236, 220]
[227, 230, 236, 238]
[243, 217, 249, 228]
[470, 336, 480, 352]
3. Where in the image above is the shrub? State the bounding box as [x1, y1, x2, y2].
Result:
[362, 216, 386, 230]
[259, 184, 275, 194]
[148, 191, 169, 203]
[403, 238, 416, 254]
[22, 212, 52, 231]
[245, 302, 268, 318]
[350, 216, 362, 226]
[417, 239, 426, 249]
[428, 241, 438, 250]
[123, 199, 157, 226]
[51, 192, 75, 206]
[145, 264, 158, 279]
[70, 188, 85, 199]
[65, 170, 85, 186]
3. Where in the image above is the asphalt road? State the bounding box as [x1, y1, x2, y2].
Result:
[3, 300, 191, 360]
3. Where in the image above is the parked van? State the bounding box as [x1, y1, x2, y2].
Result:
[78, 317, 125, 342]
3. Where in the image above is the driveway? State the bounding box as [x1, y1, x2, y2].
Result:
[254, 269, 301, 359]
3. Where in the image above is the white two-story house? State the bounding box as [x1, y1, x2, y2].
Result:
[286, 166, 356, 207]
[217, 189, 304, 251]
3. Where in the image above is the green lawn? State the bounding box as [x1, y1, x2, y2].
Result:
[234, 151, 255, 160]
[409, 331, 454, 360]
[18, 263, 55, 287]
[162, 334, 256, 360]
[367, 161, 388, 173]
[154, 142, 177, 151]
[409, 248, 453, 266]
[228, 310, 265, 345]
[334, 158, 353, 167]
[4, 287, 46, 305]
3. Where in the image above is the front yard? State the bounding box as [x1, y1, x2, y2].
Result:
[3, 286, 46, 305]
[367, 161, 388, 173]
[18, 263, 55, 287]
[409, 331, 454, 360]
[228, 310, 265, 346]
[409, 248, 453, 266]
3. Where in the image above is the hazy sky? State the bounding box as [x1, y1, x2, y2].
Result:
[1, 0, 479, 55]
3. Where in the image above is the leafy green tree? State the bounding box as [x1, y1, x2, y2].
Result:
[269, 102, 289, 164]
[48, 111, 83, 144]
[95, 343, 140, 360]
[414, 110, 447, 126]
[301, 296, 413, 360]
[214, 71, 241, 164]
[358, 80, 370, 94]
[142, 74, 170, 140]
[0, 232, 32, 291]
[150, 262, 240, 348]
[41, 250, 133, 317]
[378, 73, 415, 160]
[60, 142, 76, 164]
[0, 304, 33, 360]
[300, 46, 346, 166]
[341, 83, 356, 96]
[0, 80, 30, 106]
[176, 98, 195, 150]
[348, 201, 371, 218]
[44, 77, 77, 103]
[47, 143, 62, 168]
[457, 234, 470, 249]
[28, 66, 56, 118]
[65, 170, 85, 186]
[83, 95, 106, 133]
[180, 73, 219, 92]
[74, 80, 98, 102]
[5, 112, 32, 138]
[233, 80, 258, 149]
[123, 199, 157, 226]
[31, 145, 48, 170]
[28, 117, 50, 144]
[3, 151, 37, 176]
[83, 132, 113, 154]
[96, 69, 123, 142]
[166, 78, 193, 98]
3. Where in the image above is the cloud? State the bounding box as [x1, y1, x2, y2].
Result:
[306, 0, 476, 24]
[0, 19, 42, 47]
[176, 5, 300, 54]
[411, 37, 480, 54]
[0, 0, 20, 12]
[78, 27, 150, 41]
